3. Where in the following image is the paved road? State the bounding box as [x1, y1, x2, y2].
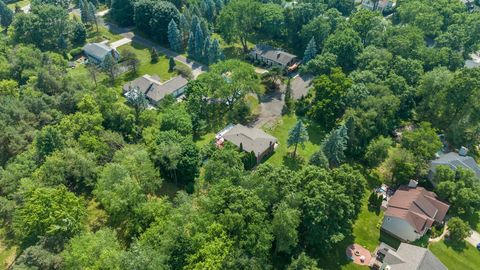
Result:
[96, 11, 207, 79]
[466, 230, 480, 247]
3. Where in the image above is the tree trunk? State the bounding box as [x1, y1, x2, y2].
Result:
[293, 143, 298, 158]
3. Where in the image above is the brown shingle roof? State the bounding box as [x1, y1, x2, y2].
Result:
[385, 186, 449, 233]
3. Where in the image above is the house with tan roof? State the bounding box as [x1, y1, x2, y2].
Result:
[216, 124, 278, 163]
[381, 184, 449, 242]
[250, 44, 299, 71]
[122, 74, 188, 105]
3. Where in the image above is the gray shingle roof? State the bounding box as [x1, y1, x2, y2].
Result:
[146, 76, 188, 102]
[222, 124, 277, 156]
[83, 43, 114, 61]
[430, 152, 480, 177]
[382, 243, 447, 270]
[123, 75, 188, 104]
[252, 44, 297, 66]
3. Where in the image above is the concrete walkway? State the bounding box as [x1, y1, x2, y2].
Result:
[110, 38, 132, 49]
[429, 225, 448, 243]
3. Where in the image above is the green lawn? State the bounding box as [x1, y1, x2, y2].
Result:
[351, 196, 384, 251]
[263, 115, 324, 170]
[430, 240, 480, 270]
[0, 240, 16, 269]
[86, 26, 124, 44]
[69, 42, 185, 88]
[195, 132, 215, 149]
[7, 0, 29, 10]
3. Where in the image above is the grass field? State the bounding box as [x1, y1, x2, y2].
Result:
[430, 240, 480, 270]
[263, 115, 324, 170]
[69, 42, 185, 89]
[7, 0, 29, 10]
[0, 240, 16, 270]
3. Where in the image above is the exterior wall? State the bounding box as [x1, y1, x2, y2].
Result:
[172, 86, 187, 98]
[381, 216, 422, 242]
[256, 144, 276, 163]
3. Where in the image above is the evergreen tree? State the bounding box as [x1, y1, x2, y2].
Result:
[303, 37, 318, 63]
[322, 124, 348, 168]
[309, 149, 329, 169]
[88, 2, 98, 32]
[0, 0, 14, 28]
[168, 19, 182, 52]
[283, 78, 294, 115]
[169, 57, 176, 72]
[79, 0, 89, 23]
[179, 14, 190, 45]
[202, 36, 211, 64]
[57, 35, 68, 54]
[215, 0, 224, 12]
[150, 47, 159, 63]
[71, 21, 87, 46]
[208, 38, 223, 65]
[287, 120, 309, 158]
[193, 23, 204, 60]
[190, 15, 200, 32]
[187, 31, 195, 58]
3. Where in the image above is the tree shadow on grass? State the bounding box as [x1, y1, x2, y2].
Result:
[379, 231, 401, 250]
[282, 154, 305, 171]
[306, 121, 326, 145]
[444, 238, 468, 252]
[316, 233, 357, 270]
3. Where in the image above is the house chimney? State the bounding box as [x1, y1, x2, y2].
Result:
[408, 179, 418, 188]
[459, 146, 468, 156]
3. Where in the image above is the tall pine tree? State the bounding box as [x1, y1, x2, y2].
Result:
[168, 19, 182, 52]
[88, 2, 98, 32]
[179, 14, 190, 45]
[187, 31, 195, 59]
[208, 38, 223, 65]
[193, 23, 204, 60]
[287, 120, 309, 158]
[202, 37, 211, 64]
[303, 37, 317, 63]
[322, 124, 348, 168]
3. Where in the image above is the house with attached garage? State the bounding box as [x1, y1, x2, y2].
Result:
[123, 74, 189, 105]
[250, 44, 299, 71]
[216, 124, 278, 163]
[83, 42, 120, 64]
[372, 242, 447, 270]
[381, 183, 449, 242]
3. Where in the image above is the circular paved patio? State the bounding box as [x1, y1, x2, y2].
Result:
[346, 244, 372, 266]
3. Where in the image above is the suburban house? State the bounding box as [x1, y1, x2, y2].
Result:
[361, 0, 395, 11]
[250, 44, 299, 71]
[429, 148, 480, 181]
[122, 74, 188, 105]
[372, 242, 447, 270]
[381, 184, 449, 242]
[83, 42, 120, 64]
[216, 124, 278, 163]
